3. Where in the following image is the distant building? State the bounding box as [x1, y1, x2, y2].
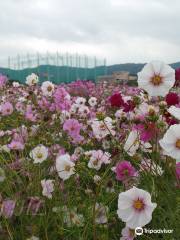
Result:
[97, 71, 137, 83]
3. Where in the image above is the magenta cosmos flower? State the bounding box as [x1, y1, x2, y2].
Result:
[109, 92, 124, 108]
[175, 68, 180, 87]
[115, 161, 136, 181]
[166, 92, 179, 106]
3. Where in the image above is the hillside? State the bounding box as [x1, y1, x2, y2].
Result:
[0, 62, 180, 83]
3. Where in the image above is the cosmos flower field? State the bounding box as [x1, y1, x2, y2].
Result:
[0, 61, 180, 240]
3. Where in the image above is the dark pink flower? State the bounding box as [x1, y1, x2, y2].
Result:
[123, 100, 135, 112]
[135, 123, 159, 142]
[109, 92, 124, 108]
[115, 161, 136, 181]
[175, 68, 180, 87]
[166, 92, 179, 106]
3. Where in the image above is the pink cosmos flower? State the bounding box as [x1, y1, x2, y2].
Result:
[8, 140, 24, 150]
[115, 161, 136, 182]
[0, 74, 8, 88]
[15, 102, 25, 113]
[41, 179, 54, 199]
[1, 200, 16, 218]
[53, 87, 71, 111]
[27, 197, 43, 215]
[120, 226, 135, 240]
[91, 150, 111, 164]
[0, 102, 13, 116]
[38, 97, 51, 110]
[87, 150, 111, 170]
[63, 118, 82, 137]
[25, 105, 37, 122]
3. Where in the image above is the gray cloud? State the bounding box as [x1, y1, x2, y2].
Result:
[0, 0, 179, 65]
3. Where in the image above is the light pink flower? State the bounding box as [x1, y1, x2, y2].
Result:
[117, 187, 157, 228]
[41, 179, 54, 199]
[0, 102, 13, 116]
[1, 200, 16, 218]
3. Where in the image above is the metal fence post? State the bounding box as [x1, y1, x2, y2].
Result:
[104, 58, 107, 75]
[46, 52, 49, 81]
[94, 56, 97, 82]
[66, 52, 69, 83]
[8, 56, 11, 79]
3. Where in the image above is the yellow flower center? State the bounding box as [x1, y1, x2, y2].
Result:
[64, 165, 71, 172]
[129, 229, 135, 237]
[176, 139, 180, 149]
[93, 160, 99, 166]
[36, 153, 43, 159]
[123, 169, 129, 175]
[133, 199, 144, 210]
[47, 86, 52, 92]
[151, 75, 162, 86]
[99, 124, 106, 130]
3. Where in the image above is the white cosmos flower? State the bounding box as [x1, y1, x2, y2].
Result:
[115, 109, 125, 119]
[95, 203, 108, 224]
[61, 206, 84, 227]
[159, 124, 180, 162]
[56, 154, 75, 180]
[41, 81, 55, 96]
[117, 187, 157, 229]
[91, 117, 115, 140]
[88, 97, 97, 107]
[168, 106, 180, 120]
[41, 179, 54, 199]
[13, 82, 20, 87]
[75, 97, 86, 106]
[30, 145, 48, 163]
[78, 105, 90, 117]
[124, 130, 139, 156]
[88, 155, 103, 170]
[138, 61, 175, 97]
[0, 145, 10, 153]
[70, 103, 78, 114]
[140, 159, 163, 176]
[60, 110, 71, 123]
[26, 73, 39, 86]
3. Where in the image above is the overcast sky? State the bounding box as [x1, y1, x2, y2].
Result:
[0, 0, 180, 65]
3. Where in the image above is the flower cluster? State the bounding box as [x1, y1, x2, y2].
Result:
[0, 61, 179, 239]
